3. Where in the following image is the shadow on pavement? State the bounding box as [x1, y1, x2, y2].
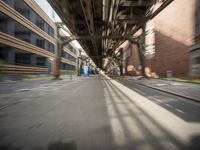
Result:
[105, 78, 200, 149]
[186, 135, 200, 150]
[0, 144, 21, 150]
[116, 78, 200, 123]
[0, 141, 77, 150]
[35, 141, 77, 150]
[104, 79, 187, 149]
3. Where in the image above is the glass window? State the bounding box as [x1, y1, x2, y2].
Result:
[0, 12, 55, 54]
[36, 19, 45, 31]
[36, 56, 46, 66]
[36, 39, 45, 49]
[15, 51, 31, 65]
[0, 44, 47, 67]
[3, 0, 55, 37]
[194, 56, 200, 64]
[0, 45, 8, 63]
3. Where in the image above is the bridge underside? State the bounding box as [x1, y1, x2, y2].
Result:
[48, 0, 173, 69]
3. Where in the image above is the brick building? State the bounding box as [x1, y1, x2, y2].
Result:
[189, 0, 200, 77]
[121, 0, 200, 78]
[145, 0, 197, 77]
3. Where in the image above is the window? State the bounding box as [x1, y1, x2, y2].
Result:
[0, 12, 54, 53]
[3, 0, 55, 37]
[15, 52, 31, 65]
[36, 19, 45, 30]
[0, 12, 7, 32]
[15, 31, 30, 43]
[36, 56, 46, 66]
[0, 46, 8, 62]
[36, 39, 45, 49]
[194, 56, 200, 64]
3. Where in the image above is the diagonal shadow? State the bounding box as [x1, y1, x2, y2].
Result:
[116, 78, 200, 122]
[103, 78, 187, 149]
[0, 141, 77, 150]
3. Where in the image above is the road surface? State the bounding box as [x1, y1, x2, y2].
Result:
[0, 75, 200, 150]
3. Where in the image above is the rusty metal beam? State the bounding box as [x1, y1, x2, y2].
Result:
[62, 35, 137, 46]
[111, 0, 173, 55]
[121, 1, 152, 7]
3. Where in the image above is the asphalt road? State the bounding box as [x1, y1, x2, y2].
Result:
[0, 75, 200, 150]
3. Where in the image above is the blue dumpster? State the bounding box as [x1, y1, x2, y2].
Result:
[83, 66, 89, 76]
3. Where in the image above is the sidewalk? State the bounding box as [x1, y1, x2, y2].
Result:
[0, 74, 80, 110]
[122, 76, 200, 102]
[0, 73, 78, 83]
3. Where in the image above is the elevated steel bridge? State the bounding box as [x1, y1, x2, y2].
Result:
[48, 0, 173, 71]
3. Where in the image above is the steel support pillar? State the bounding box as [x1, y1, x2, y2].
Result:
[119, 48, 123, 76]
[138, 25, 146, 77]
[53, 27, 62, 80]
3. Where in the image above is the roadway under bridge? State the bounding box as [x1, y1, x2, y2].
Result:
[48, 0, 173, 77]
[1, 1, 200, 150]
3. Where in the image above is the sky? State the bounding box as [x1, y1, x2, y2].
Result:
[34, 0, 61, 22]
[34, 0, 82, 49]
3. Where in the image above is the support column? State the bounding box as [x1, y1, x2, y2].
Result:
[119, 48, 123, 76]
[125, 43, 140, 76]
[53, 57, 61, 78]
[138, 25, 146, 77]
[53, 26, 62, 79]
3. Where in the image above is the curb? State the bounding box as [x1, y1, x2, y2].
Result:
[132, 81, 200, 103]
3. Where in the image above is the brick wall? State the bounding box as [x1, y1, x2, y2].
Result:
[145, 30, 190, 77]
[144, 0, 196, 77]
[120, 0, 196, 77]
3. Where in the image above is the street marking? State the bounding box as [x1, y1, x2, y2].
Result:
[175, 108, 185, 114]
[165, 104, 172, 108]
[16, 89, 30, 92]
[155, 83, 168, 87]
[170, 83, 183, 86]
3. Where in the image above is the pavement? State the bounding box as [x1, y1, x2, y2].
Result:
[115, 76, 200, 102]
[0, 74, 78, 110]
[0, 74, 200, 150]
[0, 73, 52, 82]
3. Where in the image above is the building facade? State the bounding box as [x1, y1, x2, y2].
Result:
[189, 0, 200, 77]
[144, 0, 195, 77]
[60, 43, 77, 74]
[0, 0, 77, 75]
[120, 0, 200, 78]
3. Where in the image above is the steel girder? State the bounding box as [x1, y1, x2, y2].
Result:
[48, 0, 173, 68]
